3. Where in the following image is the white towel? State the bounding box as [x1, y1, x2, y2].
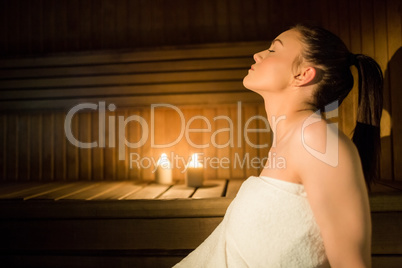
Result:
[174, 176, 330, 268]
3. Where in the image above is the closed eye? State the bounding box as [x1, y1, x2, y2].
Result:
[268, 50, 275, 53]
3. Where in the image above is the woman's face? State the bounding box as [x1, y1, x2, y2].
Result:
[243, 29, 303, 93]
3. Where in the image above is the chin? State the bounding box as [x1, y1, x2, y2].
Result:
[243, 77, 256, 92]
[243, 80, 262, 95]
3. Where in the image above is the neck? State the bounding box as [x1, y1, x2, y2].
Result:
[259, 88, 315, 146]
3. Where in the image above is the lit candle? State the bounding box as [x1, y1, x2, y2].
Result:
[186, 153, 204, 187]
[155, 153, 173, 184]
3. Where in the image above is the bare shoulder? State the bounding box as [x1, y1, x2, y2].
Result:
[290, 114, 364, 188]
[292, 115, 371, 267]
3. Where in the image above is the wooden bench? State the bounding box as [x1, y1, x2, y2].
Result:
[0, 180, 401, 268]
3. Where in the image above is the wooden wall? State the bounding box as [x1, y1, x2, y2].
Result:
[0, 0, 401, 182]
[0, 104, 273, 182]
[0, 0, 320, 57]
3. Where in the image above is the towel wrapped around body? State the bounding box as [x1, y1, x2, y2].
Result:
[174, 176, 330, 268]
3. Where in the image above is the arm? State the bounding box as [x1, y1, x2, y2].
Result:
[295, 121, 372, 267]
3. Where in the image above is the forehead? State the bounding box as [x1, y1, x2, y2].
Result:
[274, 29, 302, 50]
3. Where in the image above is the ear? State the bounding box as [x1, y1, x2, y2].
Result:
[294, 67, 316, 87]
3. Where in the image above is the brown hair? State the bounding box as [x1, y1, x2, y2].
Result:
[292, 24, 383, 190]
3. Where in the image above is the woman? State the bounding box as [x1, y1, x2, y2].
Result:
[175, 24, 383, 267]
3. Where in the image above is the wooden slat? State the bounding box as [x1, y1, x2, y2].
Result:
[372, 256, 402, 268]
[123, 183, 170, 200]
[0, 69, 246, 90]
[225, 179, 243, 198]
[127, 109, 141, 180]
[2, 254, 400, 268]
[0, 210, 400, 254]
[0, 254, 185, 268]
[5, 114, 17, 180]
[66, 111, 79, 181]
[0, 115, 5, 180]
[42, 113, 54, 180]
[0, 183, 42, 198]
[138, 109, 152, 181]
[78, 112, 92, 180]
[28, 112, 42, 182]
[0, 217, 222, 250]
[101, 0, 116, 49]
[54, 112, 67, 181]
[0, 182, 68, 200]
[371, 212, 402, 254]
[104, 109, 116, 180]
[91, 109, 104, 181]
[379, 180, 402, 191]
[0, 57, 252, 79]
[158, 185, 195, 199]
[63, 182, 126, 200]
[230, 102, 246, 180]
[0, 197, 232, 219]
[58, 182, 121, 200]
[371, 181, 402, 193]
[387, 0, 402, 181]
[116, 110, 128, 180]
[0, 42, 267, 68]
[192, 180, 226, 198]
[202, 108, 217, 181]
[53, 184, 102, 201]
[91, 182, 145, 200]
[243, 105, 260, 178]
[374, 0, 392, 181]
[369, 193, 402, 212]
[215, 107, 231, 180]
[17, 114, 30, 181]
[114, 0, 127, 49]
[0, 81, 245, 102]
[27, 182, 94, 200]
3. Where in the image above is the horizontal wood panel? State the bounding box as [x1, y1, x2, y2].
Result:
[0, 69, 247, 89]
[0, 212, 400, 254]
[0, 181, 400, 217]
[371, 212, 402, 254]
[0, 42, 267, 68]
[0, 198, 233, 219]
[0, 252, 184, 268]
[0, 57, 254, 79]
[1, 82, 246, 101]
[0, 92, 262, 111]
[0, 41, 263, 114]
[0, 217, 222, 250]
[1, 252, 401, 268]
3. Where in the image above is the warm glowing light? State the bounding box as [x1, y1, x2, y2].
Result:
[157, 153, 171, 169]
[380, 109, 391, 138]
[155, 153, 172, 184]
[186, 153, 204, 187]
[188, 153, 203, 168]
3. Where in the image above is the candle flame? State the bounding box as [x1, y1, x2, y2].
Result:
[157, 153, 171, 169]
[188, 153, 203, 168]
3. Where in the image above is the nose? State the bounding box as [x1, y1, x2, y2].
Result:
[253, 51, 264, 63]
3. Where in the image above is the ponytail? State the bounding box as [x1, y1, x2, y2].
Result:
[351, 54, 384, 190]
[292, 24, 384, 190]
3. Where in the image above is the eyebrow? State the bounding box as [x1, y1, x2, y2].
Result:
[271, 39, 284, 46]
